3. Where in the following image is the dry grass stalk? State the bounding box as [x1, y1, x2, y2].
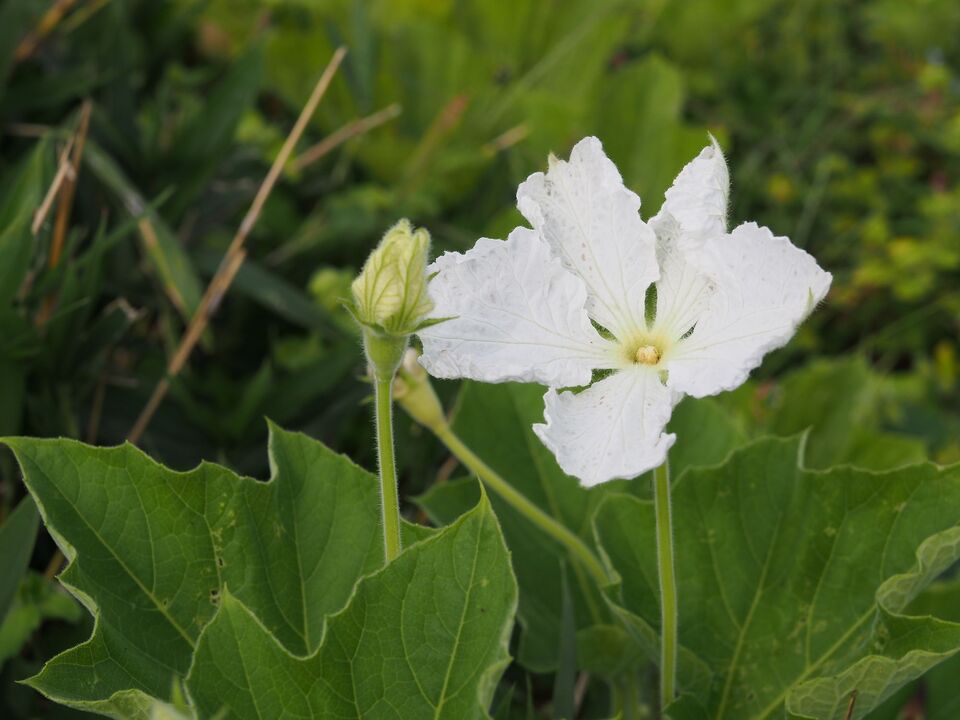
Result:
[32, 135, 76, 237]
[292, 102, 402, 172]
[127, 47, 348, 445]
[15, 0, 81, 62]
[49, 101, 92, 267]
[30, 101, 92, 326]
[482, 123, 529, 156]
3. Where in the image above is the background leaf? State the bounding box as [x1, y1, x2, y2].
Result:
[0, 573, 81, 668]
[83, 142, 203, 320]
[765, 356, 926, 469]
[0, 497, 40, 632]
[0, 138, 51, 305]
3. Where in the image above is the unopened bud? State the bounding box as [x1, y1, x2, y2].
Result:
[351, 219, 433, 336]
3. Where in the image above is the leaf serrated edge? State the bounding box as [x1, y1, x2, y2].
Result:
[0, 425, 407, 712]
[588, 433, 960, 720]
[783, 522, 960, 720]
[184, 489, 518, 718]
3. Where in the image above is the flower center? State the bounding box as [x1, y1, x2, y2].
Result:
[634, 344, 661, 365]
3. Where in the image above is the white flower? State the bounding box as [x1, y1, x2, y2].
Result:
[418, 137, 832, 486]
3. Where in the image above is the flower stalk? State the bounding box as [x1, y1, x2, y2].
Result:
[653, 459, 678, 707]
[351, 219, 434, 564]
[362, 329, 408, 563]
[395, 352, 612, 587]
[373, 369, 402, 562]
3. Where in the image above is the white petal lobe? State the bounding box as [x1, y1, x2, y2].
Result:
[652, 136, 729, 248]
[666, 222, 832, 397]
[418, 228, 615, 387]
[517, 136, 657, 340]
[651, 233, 717, 343]
[533, 367, 677, 486]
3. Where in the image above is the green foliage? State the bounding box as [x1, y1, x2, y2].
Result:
[187, 496, 515, 719]
[0, 140, 51, 305]
[416, 382, 747, 672]
[0, 573, 81, 668]
[727, 355, 932, 470]
[595, 437, 960, 719]
[0, 497, 39, 635]
[1, 0, 958, 717]
[419, 383, 613, 671]
[2, 425, 515, 717]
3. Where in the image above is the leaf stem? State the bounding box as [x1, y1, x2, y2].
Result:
[653, 459, 678, 708]
[433, 425, 611, 587]
[375, 374, 402, 562]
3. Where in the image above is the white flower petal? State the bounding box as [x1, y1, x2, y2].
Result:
[665, 222, 832, 397]
[418, 227, 617, 387]
[652, 136, 729, 247]
[517, 136, 657, 340]
[533, 367, 677, 486]
[650, 233, 717, 343]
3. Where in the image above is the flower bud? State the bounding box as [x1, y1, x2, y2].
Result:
[351, 219, 433, 336]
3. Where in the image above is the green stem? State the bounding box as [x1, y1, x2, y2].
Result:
[614, 672, 645, 720]
[433, 425, 611, 587]
[653, 460, 677, 708]
[374, 375, 402, 562]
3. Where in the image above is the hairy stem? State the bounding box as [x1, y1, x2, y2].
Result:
[653, 460, 677, 707]
[375, 375, 402, 562]
[433, 425, 611, 587]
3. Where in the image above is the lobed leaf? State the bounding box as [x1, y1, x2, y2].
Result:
[594, 435, 960, 720]
[187, 493, 517, 719]
[2, 423, 431, 714]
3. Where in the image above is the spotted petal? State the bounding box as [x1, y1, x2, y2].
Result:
[418, 227, 617, 388]
[665, 222, 832, 397]
[533, 367, 677, 486]
[652, 136, 729, 249]
[517, 136, 657, 341]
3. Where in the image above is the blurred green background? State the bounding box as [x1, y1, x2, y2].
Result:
[0, 0, 957, 716]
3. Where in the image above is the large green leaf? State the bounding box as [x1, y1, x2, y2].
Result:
[594, 436, 960, 720]
[186, 492, 517, 719]
[667, 396, 748, 480]
[415, 382, 744, 672]
[899, 579, 960, 719]
[847, 577, 960, 720]
[2, 423, 430, 715]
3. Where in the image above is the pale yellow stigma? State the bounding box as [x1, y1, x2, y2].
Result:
[635, 344, 661, 365]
